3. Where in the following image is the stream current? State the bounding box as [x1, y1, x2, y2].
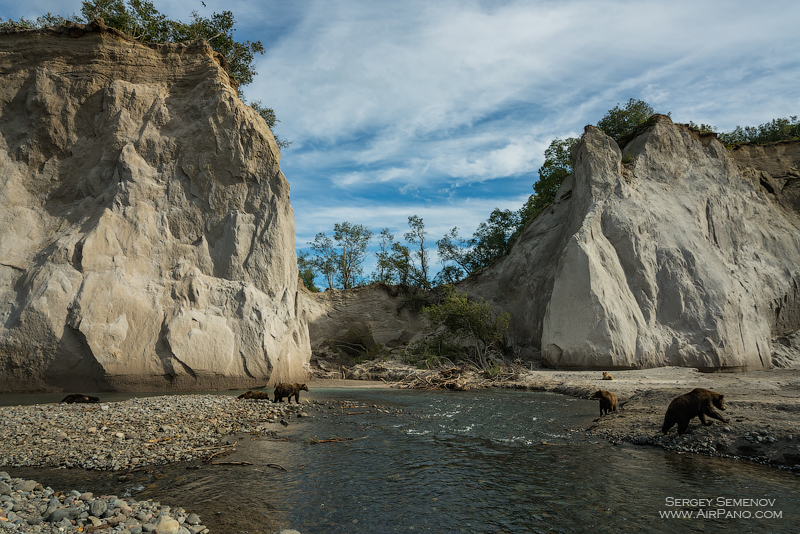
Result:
[5, 387, 799, 533]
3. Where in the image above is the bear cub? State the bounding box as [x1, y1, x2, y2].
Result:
[274, 383, 309, 404]
[237, 390, 271, 400]
[591, 389, 618, 416]
[661, 388, 728, 435]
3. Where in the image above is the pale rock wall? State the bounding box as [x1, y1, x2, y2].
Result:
[0, 22, 310, 392]
[462, 116, 800, 370]
[301, 284, 428, 351]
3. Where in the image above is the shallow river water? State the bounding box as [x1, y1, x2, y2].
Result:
[6, 387, 800, 533]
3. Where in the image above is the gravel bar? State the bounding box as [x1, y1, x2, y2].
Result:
[0, 394, 310, 533]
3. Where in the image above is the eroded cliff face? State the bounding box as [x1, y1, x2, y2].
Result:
[301, 284, 428, 352]
[462, 116, 800, 370]
[0, 22, 310, 392]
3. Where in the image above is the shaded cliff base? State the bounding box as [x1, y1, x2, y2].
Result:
[311, 359, 800, 470]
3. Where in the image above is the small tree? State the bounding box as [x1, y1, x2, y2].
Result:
[422, 285, 510, 370]
[405, 215, 430, 289]
[436, 227, 476, 282]
[471, 208, 524, 269]
[309, 232, 337, 289]
[686, 121, 717, 134]
[390, 242, 413, 286]
[297, 251, 319, 292]
[372, 228, 397, 284]
[334, 222, 372, 289]
[596, 98, 655, 147]
[308, 222, 372, 290]
[535, 137, 578, 206]
[248, 100, 291, 149]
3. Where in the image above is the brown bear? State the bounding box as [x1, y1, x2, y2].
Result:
[602, 371, 614, 380]
[591, 390, 618, 416]
[60, 394, 100, 404]
[237, 391, 270, 400]
[661, 388, 728, 435]
[274, 383, 309, 404]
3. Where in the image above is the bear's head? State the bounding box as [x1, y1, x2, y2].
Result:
[300, 383, 309, 392]
[713, 394, 726, 411]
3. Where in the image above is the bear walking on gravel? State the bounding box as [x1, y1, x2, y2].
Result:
[60, 394, 100, 404]
[590, 390, 618, 416]
[237, 391, 271, 400]
[273, 383, 309, 404]
[661, 388, 728, 435]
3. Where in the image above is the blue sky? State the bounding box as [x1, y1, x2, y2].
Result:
[3, 1, 800, 286]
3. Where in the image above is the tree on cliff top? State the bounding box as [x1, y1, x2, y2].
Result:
[0, 0, 290, 148]
[596, 98, 655, 147]
[80, 0, 265, 89]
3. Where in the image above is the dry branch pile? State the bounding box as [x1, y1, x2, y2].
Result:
[390, 364, 523, 390]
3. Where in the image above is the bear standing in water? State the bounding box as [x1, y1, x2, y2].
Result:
[590, 390, 618, 416]
[661, 388, 728, 435]
[274, 383, 309, 404]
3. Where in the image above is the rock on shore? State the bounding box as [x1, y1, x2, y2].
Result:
[0, 470, 208, 533]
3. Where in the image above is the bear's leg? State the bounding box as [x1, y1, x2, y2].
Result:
[704, 407, 728, 424]
[677, 419, 690, 434]
[662, 418, 674, 434]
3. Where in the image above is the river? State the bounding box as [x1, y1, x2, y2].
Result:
[6, 387, 799, 533]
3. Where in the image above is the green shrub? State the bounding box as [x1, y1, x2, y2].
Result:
[421, 285, 510, 370]
[719, 116, 800, 146]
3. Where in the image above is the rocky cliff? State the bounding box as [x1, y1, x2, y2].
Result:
[0, 22, 310, 392]
[462, 116, 800, 370]
[302, 284, 428, 352]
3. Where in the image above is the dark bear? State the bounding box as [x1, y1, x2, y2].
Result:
[661, 388, 728, 435]
[274, 383, 309, 404]
[590, 390, 618, 416]
[237, 391, 270, 400]
[60, 394, 100, 404]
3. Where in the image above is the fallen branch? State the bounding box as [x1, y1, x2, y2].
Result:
[265, 463, 288, 471]
[203, 448, 235, 462]
[211, 461, 252, 466]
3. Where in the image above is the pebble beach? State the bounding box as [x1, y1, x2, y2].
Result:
[0, 394, 309, 533]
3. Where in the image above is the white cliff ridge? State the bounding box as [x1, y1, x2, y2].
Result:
[462, 116, 800, 370]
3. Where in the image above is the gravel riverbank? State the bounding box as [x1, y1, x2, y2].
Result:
[0, 394, 309, 533]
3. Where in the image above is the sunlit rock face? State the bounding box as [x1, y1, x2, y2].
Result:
[462, 116, 800, 371]
[0, 22, 310, 392]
